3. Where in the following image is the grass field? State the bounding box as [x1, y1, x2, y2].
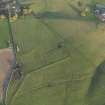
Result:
[1, 0, 105, 105]
[0, 21, 9, 49]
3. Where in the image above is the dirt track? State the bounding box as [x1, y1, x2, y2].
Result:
[0, 48, 14, 100]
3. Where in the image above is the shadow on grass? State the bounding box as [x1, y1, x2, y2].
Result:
[34, 11, 74, 19]
[87, 60, 105, 96]
[32, 11, 99, 22]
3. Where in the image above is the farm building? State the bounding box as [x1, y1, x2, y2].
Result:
[94, 4, 105, 21]
[0, 0, 21, 18]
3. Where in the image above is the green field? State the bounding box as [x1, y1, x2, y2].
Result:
[1, 0, 105, 105]
[0, 21, 9, 48]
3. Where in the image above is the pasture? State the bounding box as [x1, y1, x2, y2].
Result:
[0, 0, 105, 105]
[0, 21, 9, 49]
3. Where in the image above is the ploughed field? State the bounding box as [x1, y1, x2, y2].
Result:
[1, 0, 105, 105]
[0, 48, 13, 102]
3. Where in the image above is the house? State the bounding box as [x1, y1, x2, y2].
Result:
[94, 4, 105, 21]
[0, 0, 21, 17]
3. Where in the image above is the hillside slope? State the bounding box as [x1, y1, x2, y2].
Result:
[3, 0, 105, 105]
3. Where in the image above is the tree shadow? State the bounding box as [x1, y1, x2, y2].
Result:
[33, 11, 75, 19]
[32, 11, 99, 23]
[87, 60, 105, 96]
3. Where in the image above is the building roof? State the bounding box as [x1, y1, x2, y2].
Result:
[94, 4, 105, 21]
